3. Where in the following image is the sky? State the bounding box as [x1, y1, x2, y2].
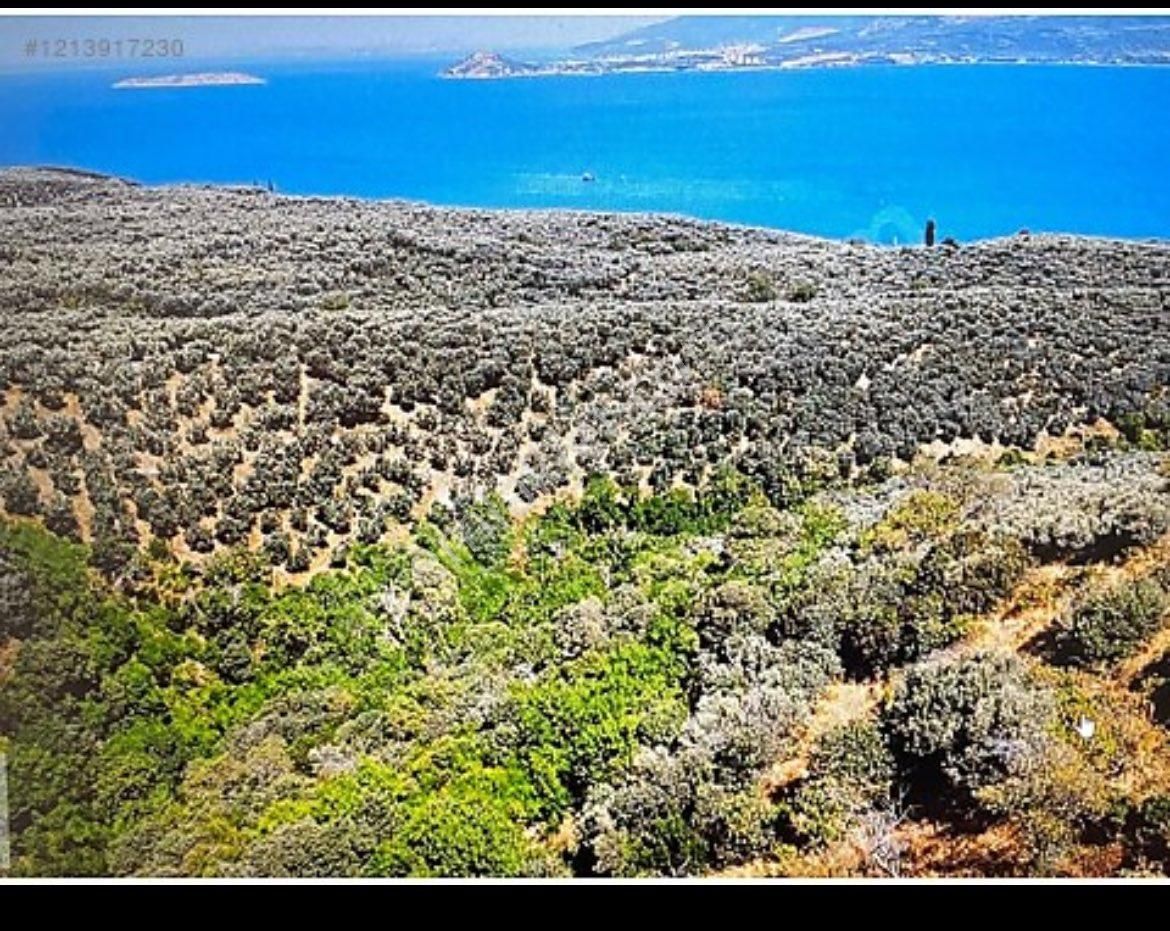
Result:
[0, 14, 670, 69]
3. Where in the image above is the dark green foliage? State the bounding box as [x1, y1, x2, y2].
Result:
[1058, 577, 1169, 666]
[6, 176, 1170, 589]
[43, 496, 78, 538]
[5, 171, 1170, 879]
[1124, 794, 1170, 870]
[809, 720, 896, 796]
[0, 477, 777, 877]
[231, 818, 367, 878]
[576, 474, 626, 534]
[686, 637, 840, 786]
[1116, 407, 1170, 451]
[508, 640, 689, 814]
[781, 519, 1029, 679]
[0, 550, 36, 640]
[0, 447, 1139, 877]
[455, 493, 512, 567]
[0, 521, 92, 641]
[9, 401, 42, 440]
[581, 748, 777, 876]
[694, 579, 773, 652]
[1, 468, 41, 516]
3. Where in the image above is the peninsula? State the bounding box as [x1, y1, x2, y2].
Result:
[442, 14, 1170, 79]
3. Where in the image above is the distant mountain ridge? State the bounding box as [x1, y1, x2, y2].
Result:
[573, 15, 874, 57]
[574, 14, 1170, 62]
[444, 15, 1170, 79]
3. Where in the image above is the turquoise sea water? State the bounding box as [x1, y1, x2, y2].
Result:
[2, 57, 1169, 243]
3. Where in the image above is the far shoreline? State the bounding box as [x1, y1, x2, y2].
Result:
[4, 165, 1169, 250]
[440, 58, 1170, 81]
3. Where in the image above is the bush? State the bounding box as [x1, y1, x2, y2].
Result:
[862, 490, 960, 553]
[1125, 795, 1170, 870]
[976, 722, 1117, 873]
[782, 721, 895, 847]
[884, 651, 1053, 799]
[1058, 578, 1169, 666]
[455, 493, 512, 567]
[743, 272, 777, 303]
[0, 551, 36, 640]
[787, 546, 978, 679]
[788, 281, 817, 303]
[580, 747, 777, 876]
[508, 640, 689, 814]
[369, 786, 544, 878]
[2, 469, 41, 517]
[809, 720, 896, 796]
[694, 579, 773, 652]
[230, 818, 367, 877]
[687, 637, 840, 786]
[913, 531, 1032, 618]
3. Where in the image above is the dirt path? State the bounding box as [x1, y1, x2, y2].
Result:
[743, 533, 1170, 876]
[763, 559, 1084, 799]
[966, 562, 1080, 656]
[1120, 625, 1170, 688]
[888, 532, 1170, 877]
[762, 680, 885, 793]
[1084, 532, 1170, 687]
[961, 529, 1170, 663]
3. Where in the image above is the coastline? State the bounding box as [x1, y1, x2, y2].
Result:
[3, 166, 1168, 249]
[441, 57, 1170, 80]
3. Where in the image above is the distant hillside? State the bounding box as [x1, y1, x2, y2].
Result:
[574, 14, 1170, 64]
[574, 15, 874, 57]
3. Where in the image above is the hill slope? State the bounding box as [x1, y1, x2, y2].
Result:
[2, 168, 1170, 877]
[575, 14, 1170, 64]
[2, 168, 1169, 573]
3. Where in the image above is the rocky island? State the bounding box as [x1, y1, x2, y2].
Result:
[441, 50, 538, 79]
[2, 167, 1170, 879]
[112, 71, 266, 90]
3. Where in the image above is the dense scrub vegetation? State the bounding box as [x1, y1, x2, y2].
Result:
[4, 452, 1170, 877]
[3, 170, 1170, 877]
[1058, 578, 1170, 666]
[2, 170, 1170, 583]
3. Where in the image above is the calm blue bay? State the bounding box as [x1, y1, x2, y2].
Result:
[2, 57, 1169, 243]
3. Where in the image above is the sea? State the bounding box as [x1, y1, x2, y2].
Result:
[2, 56, 1170, 244]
